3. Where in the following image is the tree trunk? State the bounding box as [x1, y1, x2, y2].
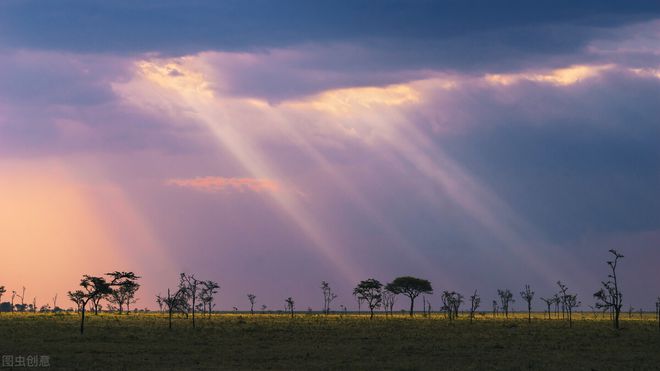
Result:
[80, 304, 86, 335]
[409, 297, 415, 317]
[370, 307, 374, 319]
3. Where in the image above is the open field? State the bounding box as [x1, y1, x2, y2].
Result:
[1, 312, 660, 370]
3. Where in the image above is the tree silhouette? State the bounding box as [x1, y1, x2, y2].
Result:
[321, 281, 338, 315]
[540, 297, 553, 319]
[353, 278, 383, 319]
[247, 294, 256, 315]
[497, 289, 514, 319]
[520, 284, 535, 324]
[594, 249, 624, 329]
[441, 291, 463, 322]
[199, 281, 220, 318]
[469, 290, 480, 323]
[69, 275, 113, 334]
[382, 288, 396, 317]
[0, 286, 5, 315]
[285, 297, 295, 318]
[106, 271, 141, 315]
[656, 297, 660, 331]
[14, 287, 26, 312]
[179, 273, 200, 328]
[557, 281, 579, 328]
[156, 288, 187, 330]
[385, 276, 433, 317]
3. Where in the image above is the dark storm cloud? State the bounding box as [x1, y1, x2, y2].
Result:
[1, 0, 659, 72]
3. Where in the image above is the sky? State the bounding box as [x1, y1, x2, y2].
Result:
[1, 1, 659, 312]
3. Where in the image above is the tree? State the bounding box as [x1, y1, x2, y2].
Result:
[0, 286, 5, 315]
[247, 294, 256, 315]
[520, 285, 535, 324]
[382, 289, 396, 317]
[656, 297, 660, 331]
[106, 272, 141, 315]
[156, 288, 187, 330]
[68, 290, 85, 313]
[469, 290, 480, 323]
[557, 281, 579, 328]
[441, 291, 463, 322]
[199, 281, 220, 318]
[594, 249, 624, 329]
[321, 281, 338, 315]
[385, 276, 433, 317]
[353, 279, 383, 319]
[179, 273, 200, 328]
[69, 275, 113, 334]
[497, 289, 514, 319]
[14, 287, 26, 312]
[540, 297, 553, 319]
[285, 297, 295, 318]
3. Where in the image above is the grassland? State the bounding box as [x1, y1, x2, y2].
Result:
[1, 311, 659, 370]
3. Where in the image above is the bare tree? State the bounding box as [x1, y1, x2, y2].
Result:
[52, 294, 58, 312]
[497, 289, 515, 319]
[557, 281, 579, 328]
[14, 287, 26, 312]
[247, 294, 256, 315]
[469, 290, 480, 323]
[285, 297, 295, 318]
[353, 279, 383, 319]
[382, 289, 396, 317]
[385, 276, 433, 317]
[594, 249, 624, 329]
[157, 288, 187, 330]
[492, 300, 498, 318]
[540, 297, 554, 319]
[156, 295, 164, 313]
[179, 273, 200, 328]
[261, 304, 267, 313]
[520, 285, 535, 324]
[321, 281, 338, 315]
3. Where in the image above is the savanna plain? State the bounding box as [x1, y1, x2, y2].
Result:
[1, 312, 659, 370]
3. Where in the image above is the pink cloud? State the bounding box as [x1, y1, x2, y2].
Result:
[167, 176, 279, 193]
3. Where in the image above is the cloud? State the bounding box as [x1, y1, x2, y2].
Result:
[167, 176, 279, 193]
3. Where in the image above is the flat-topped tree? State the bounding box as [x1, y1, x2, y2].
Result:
[106, 271, 141, 315]
[70, 275, 113, 334]
[386, 276, 433, 317]
[353, 278, 383, 319]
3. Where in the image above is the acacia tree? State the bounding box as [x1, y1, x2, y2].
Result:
[497, 289, 515, 319]
[382, 289, 396, 317]
[106, 272, 141, 314]
[353, 279, 383, 319]
[594, 249, 624, 329]
[156, 288, 188, 330]
[385, 276, 433, 317]
[199, 281, 220, 318]
[179, 273, 201, 328]
[469, 290, 480, 323]
[285, 297, 295, 318]
[520, 285, 535, 323]
[247, 294, 256, 315]
[441, 291, 463, 322]
[321, 281, 338, 315]
[68, 275, 113, 334]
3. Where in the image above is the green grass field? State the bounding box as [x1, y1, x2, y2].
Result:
[1, 312, 659, 370]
